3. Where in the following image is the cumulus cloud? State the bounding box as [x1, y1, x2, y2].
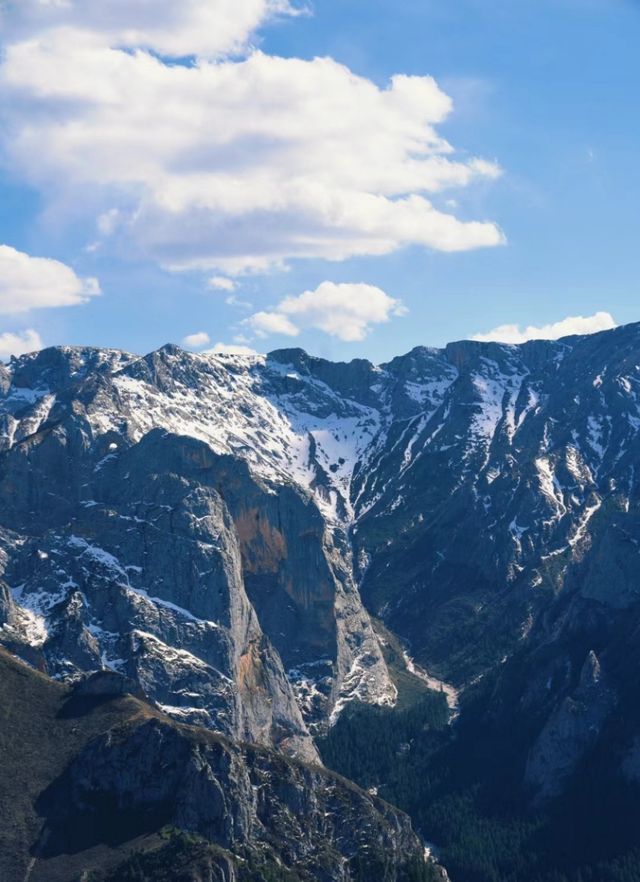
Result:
[0, 329, 43, 360]
[472, 311, 617, 344]
[0, 7, 504, 277]
[1, 0, 296, 60]
[182, 331, 211, 348]
[247, 281, 407, 342]
[249, 311, 300, 337]
[205, 342, 259, 356]
[0, 245, 100, 314]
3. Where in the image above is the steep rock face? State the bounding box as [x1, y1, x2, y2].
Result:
[0, 346, 398, 750]
[0, 647, 431, 882]
[344, 325, 640, 805]
[42, 716, 425, 881]
[3, 324, 640, 799]
[351, 327, 640, 681]
[0, 422, 316, 757]
[524, 650, 616, 802]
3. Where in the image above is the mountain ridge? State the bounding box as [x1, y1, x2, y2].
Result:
[0, 646, 436, 882]
[3, 321, 640, 874]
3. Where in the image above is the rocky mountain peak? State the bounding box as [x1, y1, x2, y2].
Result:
[2, 322, 640, 796]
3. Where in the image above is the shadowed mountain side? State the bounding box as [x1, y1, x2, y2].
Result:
[0, 647, 437, 882]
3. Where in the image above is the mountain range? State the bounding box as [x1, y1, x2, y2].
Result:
[3, 321, 640, 881]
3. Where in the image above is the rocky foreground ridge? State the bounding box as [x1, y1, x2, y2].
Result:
[0, 648, 435, 882]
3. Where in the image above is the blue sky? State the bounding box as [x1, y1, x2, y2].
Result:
[0, 0, 638, 363]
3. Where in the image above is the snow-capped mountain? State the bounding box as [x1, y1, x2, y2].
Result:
[2, 322, 640, 799]
[0, 344, 403, 759]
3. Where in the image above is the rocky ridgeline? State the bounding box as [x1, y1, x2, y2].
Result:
[0, 344, 400, 759]
[0, 648, 431, 882]
[46, 717, 425, 879]
[2, 323, 640, 801]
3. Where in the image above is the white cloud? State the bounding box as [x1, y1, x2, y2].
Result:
[0, 12, 504, 276]
[249, 311, 300, 337]
[472, 311, 617, 344]
[0, 245, 100, 314]
[208, 276, 237, 292]
[207, 275, 252, 307]
[205, 342, 259, 356]
[182, 331, 211, 348]
[2, 0, 296, 60]
[247, 281, 407, 342]
[0, 328, 43, 360]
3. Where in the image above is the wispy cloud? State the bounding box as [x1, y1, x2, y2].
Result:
[208, 277, 237, 293]
[0, 329, 43, 360]
[472, 311, 617, 344]
[205, 342, 259, 356]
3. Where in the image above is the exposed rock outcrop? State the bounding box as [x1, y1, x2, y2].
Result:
[41, 716, 425, 881]
[0, 647, 432, 882]
[525, 650, 616, 803]
[4, 324, 640, 807]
